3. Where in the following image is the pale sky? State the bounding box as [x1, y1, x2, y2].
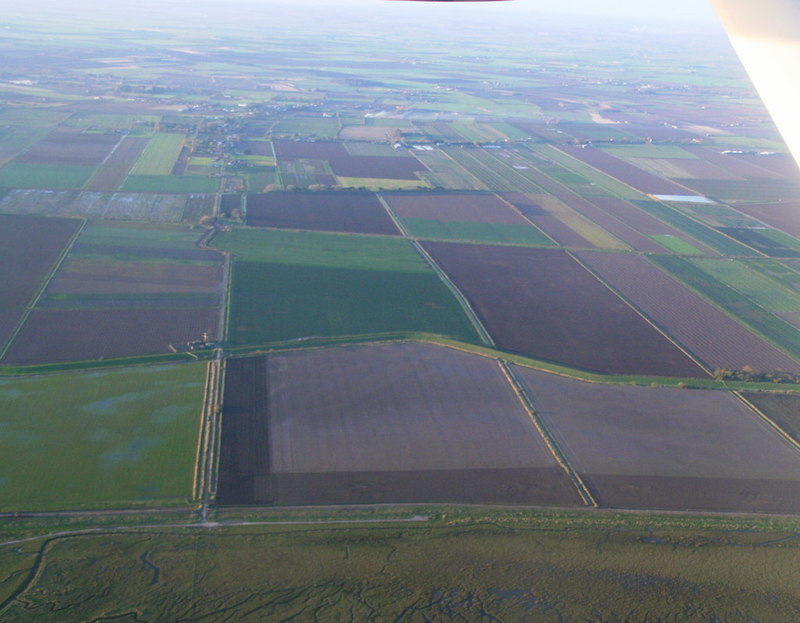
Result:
[8, 0, 721, 26]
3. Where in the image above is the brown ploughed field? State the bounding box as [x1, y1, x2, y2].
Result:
[245, 191, 400, 235]
[0, 214, 81, 348]
[217, 342, 582, 506]
[2, 307, 218, 364]
[515, 366, 800, 513]
[423, 242, 708, 377]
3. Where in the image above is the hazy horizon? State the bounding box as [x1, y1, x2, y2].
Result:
[4, 0, 721, 26]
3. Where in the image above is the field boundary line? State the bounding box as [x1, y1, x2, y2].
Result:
[82, 134, 126, 190]
[539, 144, 766, 258]
[733, 392, 800, 455]
[492, 150, 633, 251]
[0, 218, 86, 360]
[568, 250, 713, 377]
[196, 353, 224, 520]
[495, 192, 560, 246]
[498, 360, 598, 508]
[209, 354, 225, 503]
[376, 194, 411, 237]
[410, 239, 495, 347]
[222, 334, 800, 392]
[436, 147, 490, 190]
[650, 256, 800, 366]
[193, 360, 213, 500]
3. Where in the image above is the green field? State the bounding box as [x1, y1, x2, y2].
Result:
[228, 261, 479, 345]
[602, 144, 698, 159]
[402, 218, 555, 246]
[632, 200, 758, 256]
[129, 133, 186, 176]
[78, 221, 209, 251]
[0, 363, 204, 511]
[691, 257, 800, 313]
[214, 228, 479, 346]
[0, 163, 94, 189]
[213, 228, 432, 271]
[650, 234, 704, 255]
[2, 516, 799, 621]
[337, 176, 428, 190]
[529, 144, 647, 201]
[748, 259, 800, 292]
[272, 117, 340, 138]
[121, 175, 219, 193]
[651, 254, 800, 361]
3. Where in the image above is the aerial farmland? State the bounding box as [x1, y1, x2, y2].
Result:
[1, 0, 800, 618]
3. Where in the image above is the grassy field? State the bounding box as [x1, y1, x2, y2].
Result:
[691, 257, 800, 313]
[121, 175, 219, 193]
[748, 259, 800, 292]
[0, 163, 94, 189]
[651, 254, 800, 362]
[0, 363, 205, 511]
[2, 515, 800, 621]
[529, 144, 647, 201]
[632, 200, 758, 256]
[336, 176, 428, 190]
[402, 218, 555, 246]
[78, 221, 210, 251]
[213, 228, 430, 271]
[214, 229, 478, 346]
[129, 133, 186, 176]
[602, 144, 698, 159]
[227, 260, 480, 345]
[650, 234, 704, 254]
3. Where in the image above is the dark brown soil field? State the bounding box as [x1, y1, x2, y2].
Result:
[241, 141, 274, 157]
[582, 474, 800, 513]
[495, 157, 662, 251]
[217, 356, 272, 505]
[274, 140, 424, 179]
[385, 192, 527, 224]
[0, 214, 81, 347]
[623, 124, 699, 141]
[220, 194, 242, 218]
[423, 242, 708, 376]
[501, 193, 594, 247]
[731, 153, 800, 179]
[559, 146, 692, 195]
[742, 392, 800, 444]
[83, 137, 148, 192]
[780, 311, 800, 330]
[734, 202, 800, 237]
[273, 140, 344, 160]
[588, 196, 693, 237]
[557, 193, 662, 252]
[17, 130, 119, 167]
[514, 366, 800, 513]
[46, 258, 222, 295]
[217, 343, 582, 506]
[576, 251, 800, 373]
[266, 467, 579, 506]
[2, 307, 218, 364]
[685, 147, 785, 179]
[663, 157, 741, 180]
[245, 191, 400, 235]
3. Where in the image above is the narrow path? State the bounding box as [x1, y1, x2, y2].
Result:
[498, 360, 597, 508]
[0, 218, 86, 359]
